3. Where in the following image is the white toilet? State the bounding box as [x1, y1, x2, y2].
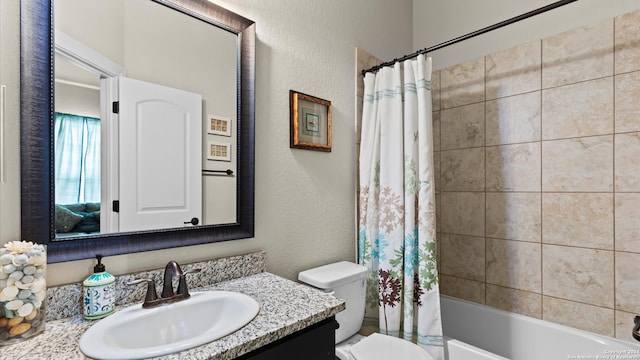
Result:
[298, 261, 433, 360]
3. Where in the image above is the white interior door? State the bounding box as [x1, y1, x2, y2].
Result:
[118, 77, 202, 232]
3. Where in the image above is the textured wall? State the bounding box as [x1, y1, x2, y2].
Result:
[211, 0, 414, 282]
[434, 10, 640, 341]
[0, 1, 21, 248]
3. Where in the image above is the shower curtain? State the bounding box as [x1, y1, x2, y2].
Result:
[358, 54, 443, 359]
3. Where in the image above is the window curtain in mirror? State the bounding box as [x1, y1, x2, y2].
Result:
[358, 55, 443, 359]
[54, 112, 101, 204]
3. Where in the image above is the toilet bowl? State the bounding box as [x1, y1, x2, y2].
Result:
[298, 261, 433, 360]
[335, 333, 434, 360]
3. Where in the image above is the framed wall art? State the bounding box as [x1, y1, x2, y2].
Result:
[290, 90, 332, 152]
[207, 141, 231, 162]
[207, 114, 232, 137]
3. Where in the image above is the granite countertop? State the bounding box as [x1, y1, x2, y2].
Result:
[1, 272, 345, 360]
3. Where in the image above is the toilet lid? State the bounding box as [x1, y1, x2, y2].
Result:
[349, 333, 433, 360]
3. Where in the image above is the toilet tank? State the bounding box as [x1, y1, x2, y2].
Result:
[298, 261, 368, 343]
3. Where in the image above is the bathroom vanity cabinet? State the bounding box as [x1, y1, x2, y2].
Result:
[238, 317, 336, 359]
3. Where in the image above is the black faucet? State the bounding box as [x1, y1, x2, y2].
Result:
[128, 261, 201, 308]
[633, 316, 640, 341]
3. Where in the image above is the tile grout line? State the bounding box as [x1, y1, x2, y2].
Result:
[483, 54, 488, 306]
[612, 16, 617, 339]
[539, 37, 545, 321]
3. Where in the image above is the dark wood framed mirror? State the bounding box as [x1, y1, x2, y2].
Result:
[20, 0, 255, 263]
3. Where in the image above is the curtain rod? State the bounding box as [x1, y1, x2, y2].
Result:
[362, 0, 579, 75]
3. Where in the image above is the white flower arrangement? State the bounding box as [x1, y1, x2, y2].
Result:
[2, 241, 40, 255]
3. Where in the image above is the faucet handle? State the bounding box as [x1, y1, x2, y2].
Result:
[176, 268, 202, 296]
[633, 315, 640, 341]
[128, 278, 158, 305]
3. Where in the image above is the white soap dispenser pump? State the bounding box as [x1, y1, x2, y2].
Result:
[82, 254, 116, 320]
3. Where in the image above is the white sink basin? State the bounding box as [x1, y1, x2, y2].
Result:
[79, 291, 260, 360]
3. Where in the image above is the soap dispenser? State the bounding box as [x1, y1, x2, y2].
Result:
[82, 255, 116, 320]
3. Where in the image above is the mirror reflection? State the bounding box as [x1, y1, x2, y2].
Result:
[21, 0, 255, 262]
[53, 0, 238, 239]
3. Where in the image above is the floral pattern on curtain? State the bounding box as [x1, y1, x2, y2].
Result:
[359, 55, 443, 359]
[54, 112, 101, 204]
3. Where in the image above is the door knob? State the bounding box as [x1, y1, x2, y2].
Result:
[184, 217, 199, 225]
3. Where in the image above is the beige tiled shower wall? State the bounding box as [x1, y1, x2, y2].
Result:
[435, 9, 640, 341]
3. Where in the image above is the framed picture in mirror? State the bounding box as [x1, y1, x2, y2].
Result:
[207, 141, 231, 161]
[208, 114, 232, 136]
[289, 90, 332, 152]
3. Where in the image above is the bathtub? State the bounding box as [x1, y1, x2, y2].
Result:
[441, 295, 640, 360]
